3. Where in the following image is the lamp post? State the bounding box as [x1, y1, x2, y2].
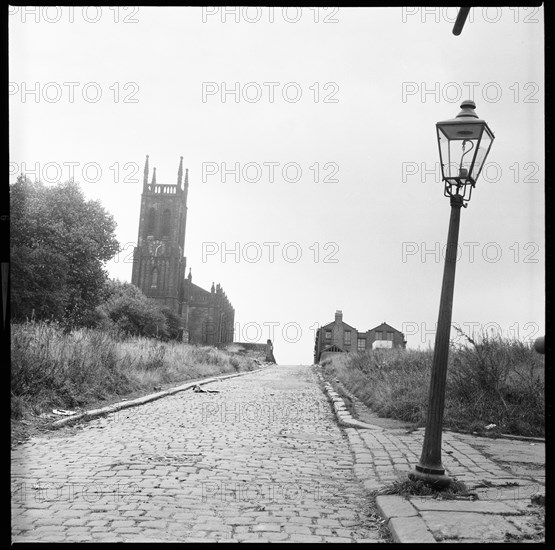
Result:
[409, 100, 495, 488]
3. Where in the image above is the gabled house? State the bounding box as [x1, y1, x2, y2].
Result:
[366, 322, 407, 350]
[314, 311, 406, 363]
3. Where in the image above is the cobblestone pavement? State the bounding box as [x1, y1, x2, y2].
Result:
[11, 365, 386, 543]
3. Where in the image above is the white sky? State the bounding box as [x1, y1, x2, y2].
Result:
[9, 6, 544, 364]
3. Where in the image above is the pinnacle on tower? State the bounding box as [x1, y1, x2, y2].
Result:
[143, 154, 149, 186]
[151, 167, 157, 185]
[177, 156, 183, 188]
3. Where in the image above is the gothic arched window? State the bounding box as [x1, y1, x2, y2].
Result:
[147, 207, 156, 236]
[151, 267, 158, 288]
[162, 209, 171, 238]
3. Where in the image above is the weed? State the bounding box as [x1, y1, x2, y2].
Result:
[375, 477, 473, 499]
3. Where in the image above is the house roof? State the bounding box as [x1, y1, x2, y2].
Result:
[367, 322, 403, 334]
[320, 320, 358, 331]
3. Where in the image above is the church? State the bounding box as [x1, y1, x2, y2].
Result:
[131, 155, 235, 345]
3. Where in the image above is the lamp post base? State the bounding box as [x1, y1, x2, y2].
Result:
[409, 465, 452, 489]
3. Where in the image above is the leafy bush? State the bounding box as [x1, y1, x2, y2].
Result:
[95, 279, 171, 339]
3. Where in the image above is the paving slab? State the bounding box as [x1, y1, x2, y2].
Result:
[375, 495, 418, 518]
[388, 516, 437, 543]
[420, 511, 522, 541]
[411, 498, 520, 514]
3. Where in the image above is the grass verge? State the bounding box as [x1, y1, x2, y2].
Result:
[319, 331, 544, 438]
[11, 321, 269, 436]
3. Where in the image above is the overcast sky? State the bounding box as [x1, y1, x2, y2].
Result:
[9, 6, 544, 364]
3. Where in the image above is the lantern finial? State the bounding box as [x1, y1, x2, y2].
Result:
[457, 100, 478, 119]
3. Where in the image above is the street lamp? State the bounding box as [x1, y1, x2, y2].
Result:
[409, 100, 495, 488]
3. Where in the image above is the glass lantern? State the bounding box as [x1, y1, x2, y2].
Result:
[436, 100, 495, 204]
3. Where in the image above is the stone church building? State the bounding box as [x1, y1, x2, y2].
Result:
[131, 155, 234, 344]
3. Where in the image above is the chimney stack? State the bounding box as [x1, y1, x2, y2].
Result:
[335, 310, 343, 324]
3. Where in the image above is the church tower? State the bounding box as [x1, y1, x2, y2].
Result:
[131, 154, 235, 345]
[131, 155, 189, 316]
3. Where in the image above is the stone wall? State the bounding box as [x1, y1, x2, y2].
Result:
[217, 340, 276, 364]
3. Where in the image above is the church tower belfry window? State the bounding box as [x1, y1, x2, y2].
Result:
[147, 207, 156, 237]
[162, 209, 171, 238]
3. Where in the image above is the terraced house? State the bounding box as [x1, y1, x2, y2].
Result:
[314, 310, 406, 363]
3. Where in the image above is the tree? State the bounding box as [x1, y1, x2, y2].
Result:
[160, 307, 183, 340]
[96, 279, 173, 339]
[10, 176, 120, 324]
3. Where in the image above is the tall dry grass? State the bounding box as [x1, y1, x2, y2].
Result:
[320, 332, 544, 437]
[11, 321, 259, 419]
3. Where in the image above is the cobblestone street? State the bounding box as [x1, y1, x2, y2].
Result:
[11, 365, 385, 542]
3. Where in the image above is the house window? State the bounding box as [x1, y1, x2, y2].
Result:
[344, 331, 351, 345]
[357, 338, 366, 351]
[375, 331, 383, 340]
[325, 330, 332, 340]
[387, 331, 394, 341]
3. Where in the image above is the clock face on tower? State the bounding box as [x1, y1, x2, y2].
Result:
[153, 242, 165, 257]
